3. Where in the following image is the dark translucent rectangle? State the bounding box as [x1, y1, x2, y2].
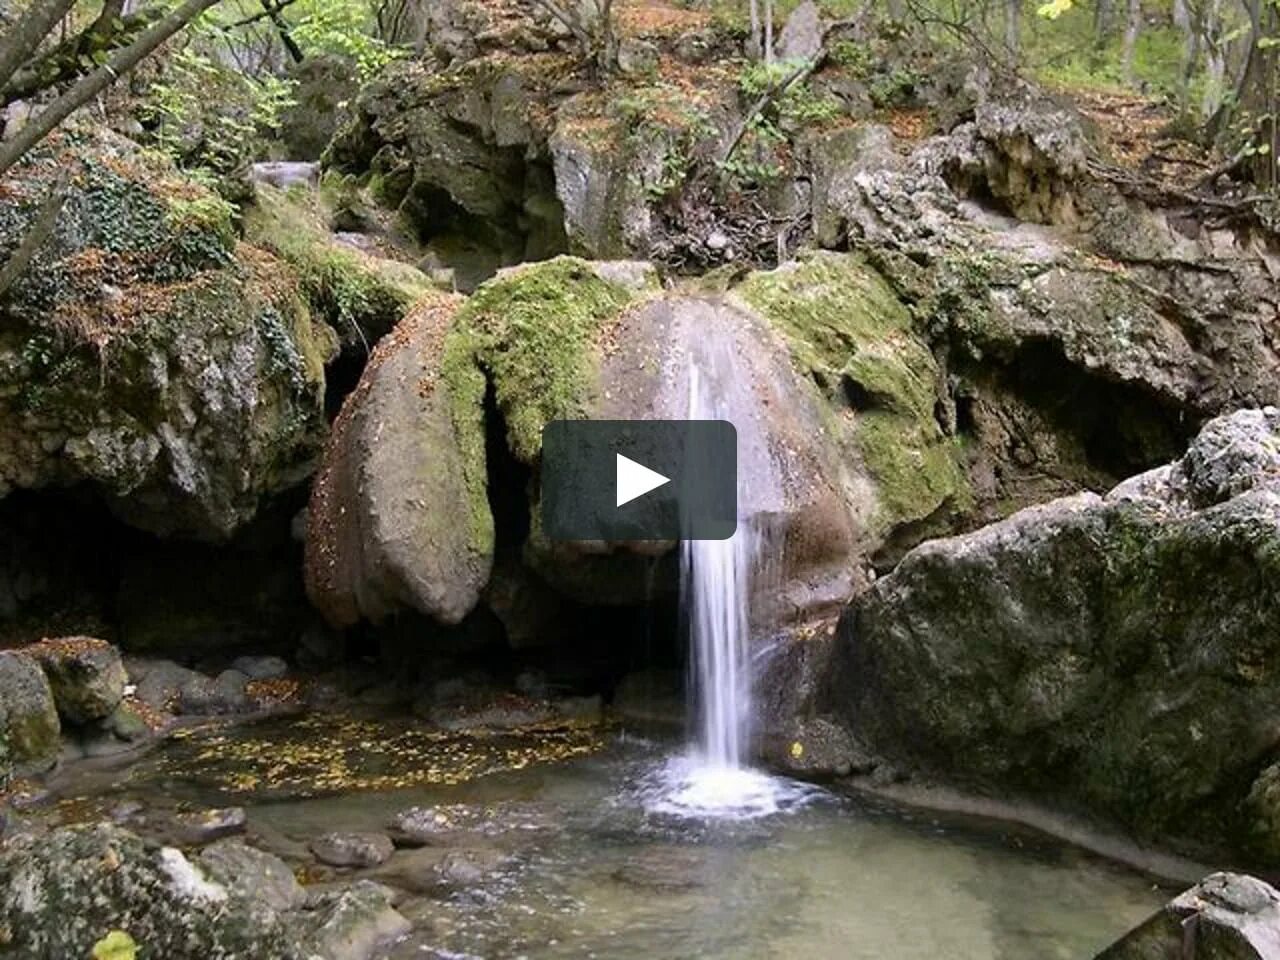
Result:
[541, 420, 737, 541]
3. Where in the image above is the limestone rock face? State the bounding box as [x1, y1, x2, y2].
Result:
[0, 133, 333, 540]
[840, 408, 1280, 859]
[305, 296, 493, 628]
[1098, 873, 1280, 960]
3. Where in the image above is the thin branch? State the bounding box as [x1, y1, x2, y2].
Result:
[0, 0, 225, 178]
[3, 7, 164, 106]
[721, 17, 861, 165]
[0, 170, 70, 300]
[0, 0, 77, 91]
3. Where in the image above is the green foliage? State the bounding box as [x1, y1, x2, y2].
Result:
[144, 45, 296, 173]
[721, 58, 841, 188]
[611, 83, 718, 200]
[283, 0, 402, 77]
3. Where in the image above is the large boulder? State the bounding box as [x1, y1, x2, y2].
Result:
[0, 131, 334, 539]
[0, 823, 300, 958]
[25, 636, 126, 723]
[304, 295, 493, 628]
[1098, 873, 1280, 959]
[839, 408, 1280, 860]
[242, 184, 433, 356]
[0, 650, 59, 773]
[0, 823, 410, 960]
[307, 254, 942, 636]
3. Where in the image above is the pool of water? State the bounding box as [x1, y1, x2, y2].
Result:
[48, 715, 1166, 959]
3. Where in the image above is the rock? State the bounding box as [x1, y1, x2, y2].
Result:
[310, 831, 396, 868]
[0, 132, 333, 539]
[0, 650, 60, 772]
[388, 807, 464, 848]
[432, 847, 508, 891]
[243, 185, 433, 356]
[1098, 873, 1280, 959]
[278, 54, 359, 160]
[25, 636, 126, 723]
[104, 701, 152, 742]
[249, 161, 320, 190]
[840, 409, 1280, 860]
[231, 655, 290, 680]
[616, 37, 659, 75]
[301, 880, 411, 960]
[304, 296, 493, 629]
[172, 807, 247, 845]
[776, 0, 824, 61]
[134, 660, 203, 711]
[0, 823, 300, 958]
[198, 839, 306, 912]
[612, 846, 709, 891]
[177, 670, 250, 716]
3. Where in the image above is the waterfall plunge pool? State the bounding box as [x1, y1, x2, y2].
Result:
[46, 714, 1166, 959]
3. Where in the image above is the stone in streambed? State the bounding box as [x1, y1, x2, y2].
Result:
[0, 823, 300, 958]
[302, 880, 411, 960]
[199, 839, 306, 913]
[1097, 872, 1280, 959]
[177, 669, 251, 716]
[25, 636, 126, 723]
[0, 650, 60, 773]
[842, 408, 1280, 860]
[172, 807, 247, 845]
[134, 660, 204, 711]
[231, 654, 290, 680]
[311, 832, 396, 868]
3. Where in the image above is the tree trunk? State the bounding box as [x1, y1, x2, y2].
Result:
[1200, 0, 1227, 117]
[748, 0, 761, 60]
[1095, 0, 1114, 49]
[1121, 0, 1142, 81]
[764, 0, 774, 65]
[0, 0, 77, 91]
[0, 0, 226, 177]
[1005, 0, 1021, 58]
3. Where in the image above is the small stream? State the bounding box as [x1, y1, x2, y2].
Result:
[44, 712, 1165, 959]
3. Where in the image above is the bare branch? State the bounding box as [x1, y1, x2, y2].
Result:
[0, 170, 70, 300]
[0, 0, 226, 178]
[0, 0, 78, 91]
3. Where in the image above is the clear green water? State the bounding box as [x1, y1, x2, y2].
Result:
[53, 716, 1167, 959]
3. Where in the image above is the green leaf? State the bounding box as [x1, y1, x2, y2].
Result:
[92, 931, 138, 960]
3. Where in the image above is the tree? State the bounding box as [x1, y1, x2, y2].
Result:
[0, 0, 227, 176]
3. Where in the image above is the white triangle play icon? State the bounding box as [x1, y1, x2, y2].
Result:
[616, 453, 670, 508]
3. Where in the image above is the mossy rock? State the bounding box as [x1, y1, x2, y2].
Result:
[243, 184, 433, 354]
[736, 252, 969, 532]
[0, 131, 333, 538]
[443, 257, 653, 464]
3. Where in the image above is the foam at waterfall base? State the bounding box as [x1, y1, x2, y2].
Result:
[637, 752, 822, 821]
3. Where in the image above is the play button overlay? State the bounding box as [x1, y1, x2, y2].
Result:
[541, 420, 736, 541]
[616, 454, 670, 507]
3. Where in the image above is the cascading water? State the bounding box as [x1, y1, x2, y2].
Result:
[640, 348, 815, 820]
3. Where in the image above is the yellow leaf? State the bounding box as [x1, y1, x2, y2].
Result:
[790, 741, 804, 759]
[1036, 0, 1073, 18]
[92, 930, 138, 960]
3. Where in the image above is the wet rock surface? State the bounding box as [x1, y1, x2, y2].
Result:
[1098, 873, 1280, 959]
[840, 408, 1280, 860]
[310, 831, 396, 868]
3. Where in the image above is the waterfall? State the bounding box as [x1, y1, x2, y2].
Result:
[636, 349, 811, 820]
[681, 360, 758, 770]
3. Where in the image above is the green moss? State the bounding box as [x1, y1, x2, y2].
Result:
[445, 257, 645, 463]
[244, 186, 431, 350]
[737, 252, 969, 528]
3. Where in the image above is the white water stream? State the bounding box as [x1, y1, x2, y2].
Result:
[644, 353, 811, 819]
